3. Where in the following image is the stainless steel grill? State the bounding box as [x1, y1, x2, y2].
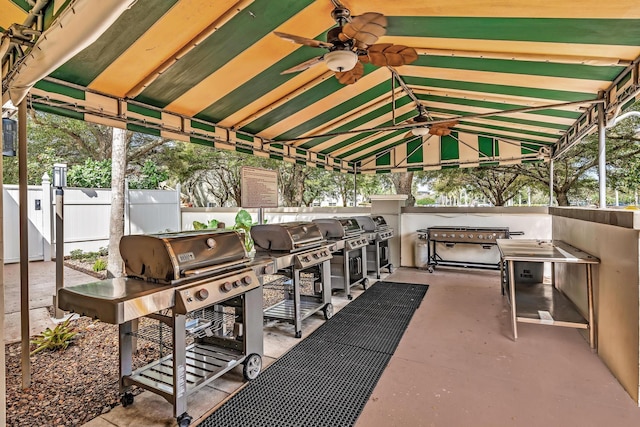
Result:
[353, 215, 394, 279]
[251, 222, 333, 338]
[57, 230, 267, 427]
[312, 218, 369, 300]
[418, 226, 521, 272]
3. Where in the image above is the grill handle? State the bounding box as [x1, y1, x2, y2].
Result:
[509, 231, 525, 236]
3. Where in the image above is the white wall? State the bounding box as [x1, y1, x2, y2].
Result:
[181, 207, 372, 230]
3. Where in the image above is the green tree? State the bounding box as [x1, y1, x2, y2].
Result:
[128, 160, 169, 189]
[67, 159, 112, 188]
[435, 167, 528, 206]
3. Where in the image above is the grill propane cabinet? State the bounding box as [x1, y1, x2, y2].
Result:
[58, 230, 267, 427]
[312, 218, 369, 300]
[251, 222, 333, 339]
[353, 216, 394, 279]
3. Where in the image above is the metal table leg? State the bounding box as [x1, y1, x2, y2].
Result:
[587, 264, 595, 349]
[508, 260, 518, 340]
[293, 269, 302, 338]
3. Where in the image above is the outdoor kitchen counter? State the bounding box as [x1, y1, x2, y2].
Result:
[497, 239, 599, 348]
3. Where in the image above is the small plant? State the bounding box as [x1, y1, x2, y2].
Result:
[93, 258, 107, 272]
[69, 249, 84, 260]
[191, 210, 256, 252]
[233, 209, 255, 252]
[30, 318, 77, 355]
[97, 246, 109, 257]
[193, 219, 219, 230]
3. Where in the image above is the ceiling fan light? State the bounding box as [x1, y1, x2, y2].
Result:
[411, 127, 430, 136]
[325, 50, 358, 72]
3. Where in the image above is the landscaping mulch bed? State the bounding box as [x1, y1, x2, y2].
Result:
[6, 316, 158, 427]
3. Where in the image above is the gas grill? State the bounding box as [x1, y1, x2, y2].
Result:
[57, 230, 267, 427]
[312, 218, 369, 300]
[251, 222, 333, 338]
[353, 215, 394, 279]
[419, 226, 522, 272]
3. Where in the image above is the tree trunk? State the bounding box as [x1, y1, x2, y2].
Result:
[107, 127, 126, 278]
[556, 190, 569, 206]
[391, 172, 415, 206]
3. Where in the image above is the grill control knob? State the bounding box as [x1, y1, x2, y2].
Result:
[233, 280, 241, 288]
[242, 276, 253, 286]
[206, 238, 217, 249]
[196, 289, 209, 301]
[313, 253, 320, 259]
[221, 281, 233, 292]
[302, 256, 310, 262]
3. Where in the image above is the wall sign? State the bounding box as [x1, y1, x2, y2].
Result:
[241, 167, 278, 208]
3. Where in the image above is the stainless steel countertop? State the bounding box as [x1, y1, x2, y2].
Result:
[496, 239, 600, 264]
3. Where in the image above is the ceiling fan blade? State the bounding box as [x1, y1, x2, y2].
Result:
[366, 44, 419, 67]
[280, 56, 325, 74]
[335, 60, 364, 85]
[273, 31, 334, 49]
[429, 127, 452, 136]
[429, 120, 458, 136]
[340, 12, 387, 47]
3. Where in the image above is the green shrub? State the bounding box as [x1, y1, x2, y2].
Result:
[69, 249, 84, 260]
[97, 246, 109, 257]
[30, 318, 77, 355]
[93, 258, 107, 272]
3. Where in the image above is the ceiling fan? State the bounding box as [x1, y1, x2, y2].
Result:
[274, 2, 418, 85]
[405, 105, 458, 137]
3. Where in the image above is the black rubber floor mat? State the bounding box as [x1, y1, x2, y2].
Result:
[201, 281, 428, 427]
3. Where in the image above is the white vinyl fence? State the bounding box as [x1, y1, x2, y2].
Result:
[3, 177, 181, 263]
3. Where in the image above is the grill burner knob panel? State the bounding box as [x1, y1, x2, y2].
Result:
[175, 269, 260, 313]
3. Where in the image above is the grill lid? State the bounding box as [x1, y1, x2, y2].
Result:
[312, 218, 363, 240]
[353, 215, 388, 231]
[251, 222, 323, 251]
[120, 229, 247, 282]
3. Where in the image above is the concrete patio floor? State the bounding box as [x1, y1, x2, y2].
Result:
[6, 262, 640, 426]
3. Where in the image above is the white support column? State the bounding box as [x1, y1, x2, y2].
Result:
[598, 104, 607, 208]
[124, 179, 130, 235]
[176, 183, 182, 231]
[41, 173, 52, 262]
[549, 160, 554, 206]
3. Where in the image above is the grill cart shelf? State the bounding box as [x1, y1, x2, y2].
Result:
[260, 264, 333, 339]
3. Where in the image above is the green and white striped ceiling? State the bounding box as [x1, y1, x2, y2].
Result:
[3, 0, 640, 173]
